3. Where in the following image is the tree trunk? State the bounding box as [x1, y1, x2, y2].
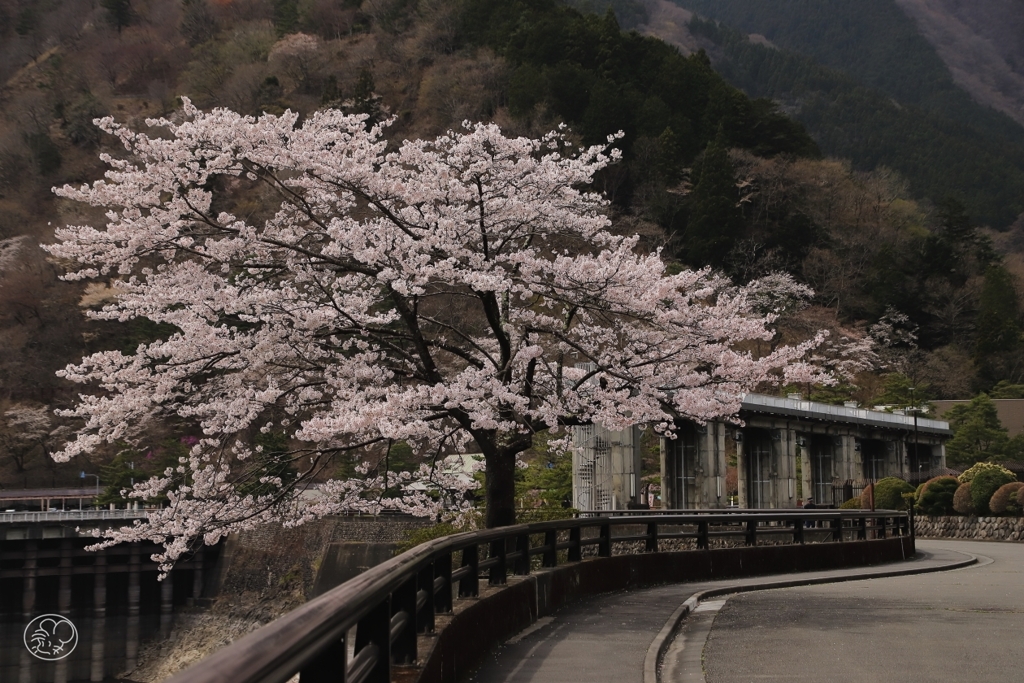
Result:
[484, 449, 517, 528]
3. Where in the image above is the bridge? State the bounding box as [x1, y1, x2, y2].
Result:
[161, 508, 976, 683]
[0, 510, 216, 683]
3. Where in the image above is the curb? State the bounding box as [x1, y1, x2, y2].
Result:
[642, 551, 979, 683]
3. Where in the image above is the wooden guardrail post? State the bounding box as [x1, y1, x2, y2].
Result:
[352, 598, 390, 683]
[391, 578, 417, 664]
[489, 539, 508, 585]
[543, 530, 558, 567]
[646, 522, 658, 552]
[299, 635, 346, 683]
[459, 545, 479, 597]
[697, 521, 709, 550]
[568, 526, 582, 562]
[416, 563, 435, 634]
[434, 552, 453, 614]
[598, 523, 612, 557]
[514, 533, 531, 575]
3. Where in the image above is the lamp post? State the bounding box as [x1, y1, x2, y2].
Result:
[80, 471, 99, 498]
[909, 386, 921, 481]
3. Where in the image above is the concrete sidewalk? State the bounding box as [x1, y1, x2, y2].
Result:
[469, 543, 975, 683]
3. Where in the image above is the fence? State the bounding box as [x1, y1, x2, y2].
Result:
[0, 509, 150, 524]
[164, 509, 911, 683]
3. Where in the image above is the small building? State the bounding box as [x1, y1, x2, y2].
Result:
[571, 393, 952, 511]
[933, 399, 1024, 436]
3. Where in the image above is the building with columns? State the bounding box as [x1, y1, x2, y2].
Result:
[572, 393, 952, 511]
[661, 394, 952, 509]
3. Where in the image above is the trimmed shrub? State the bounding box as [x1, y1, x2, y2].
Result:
[1012, 489, 1023, 515]
[958, 462, 1015, 483]
[971, 468, 1016, 515]
[867, 477, 914, 509]
[840, 497, 861, 509]
[953, 482, 975, 515]
[916, 474, 954, 501]
[916, 476, 959, 516]
[989, 482, 1024, 515]
[860, 483, 874, 509]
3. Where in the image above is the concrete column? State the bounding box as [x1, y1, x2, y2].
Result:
[192, 553, 204, 602]
[54, 539, 73, 683]
[781, 429, 799, 507]
[19, 539, 38, 683]
[735, 436, 746, 508]
[660, 437, 674, 509]
[800, 440, 813, 505]
[709, 422, 728, 508]
[125, 545, 141, 671]
[90, 554, 107, 683]
[160, 572, 174, 638]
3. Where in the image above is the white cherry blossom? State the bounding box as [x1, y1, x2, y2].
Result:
[47, 102, 831, 569]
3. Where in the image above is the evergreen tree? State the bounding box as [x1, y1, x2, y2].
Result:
[975, 265, 1022, 385]
[944, 394, 1009, 466]
[681, 130, 743, 268]
[656, 126, 685, 185]
[101, 0, 132, 33]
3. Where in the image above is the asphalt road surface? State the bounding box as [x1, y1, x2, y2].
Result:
[703, 539, 1023, 683]
[470, 540, 973, 683]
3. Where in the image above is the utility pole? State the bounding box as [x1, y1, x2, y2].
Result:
[910, 386, 921, 481]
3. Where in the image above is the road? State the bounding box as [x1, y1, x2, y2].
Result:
[469, 540, 977, 683]
[703, 539, 1024, 683]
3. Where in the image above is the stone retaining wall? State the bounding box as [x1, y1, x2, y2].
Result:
[916, 515, 1024, 541]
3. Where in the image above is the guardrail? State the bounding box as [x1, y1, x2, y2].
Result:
[0, 509, 150, 524]
[166, 509, 910, 683]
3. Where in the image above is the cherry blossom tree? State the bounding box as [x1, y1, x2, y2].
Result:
[47, 101, 830, 567]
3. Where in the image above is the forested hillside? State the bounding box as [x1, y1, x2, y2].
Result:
[1, 0, 1023, 491]
[669, 0, 1024, 228]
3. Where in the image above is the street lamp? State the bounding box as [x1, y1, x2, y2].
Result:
[80, 471, 99, 498]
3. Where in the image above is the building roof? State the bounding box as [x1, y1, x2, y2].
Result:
[741, 393, 952, 437]
[0, 487, 99, 501]
[933, 399, 1024, 437]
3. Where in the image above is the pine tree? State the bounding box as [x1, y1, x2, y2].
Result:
[944, 394, 1008, 465]
[682, 129, 743, 268]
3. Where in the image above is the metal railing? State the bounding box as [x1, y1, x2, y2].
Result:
[0, 509, 150, 524]
[165, 510, 911, 683]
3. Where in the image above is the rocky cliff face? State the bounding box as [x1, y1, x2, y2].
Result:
[896, 0, 1024, 125]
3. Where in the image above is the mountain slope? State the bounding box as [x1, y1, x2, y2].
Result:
[659, 0, 1024, 228]
[896, 0, 1024, 127]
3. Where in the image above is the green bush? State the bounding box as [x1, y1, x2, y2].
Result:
[916, 476, 959, 516]
[953, 482, 975, 515]
[839, 497, 862, 509]
[958, 461, 1015, 483]
[988, 482, 1024, 515]
[971, 468, 1017, 515]
[861, 477, 914, 509]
